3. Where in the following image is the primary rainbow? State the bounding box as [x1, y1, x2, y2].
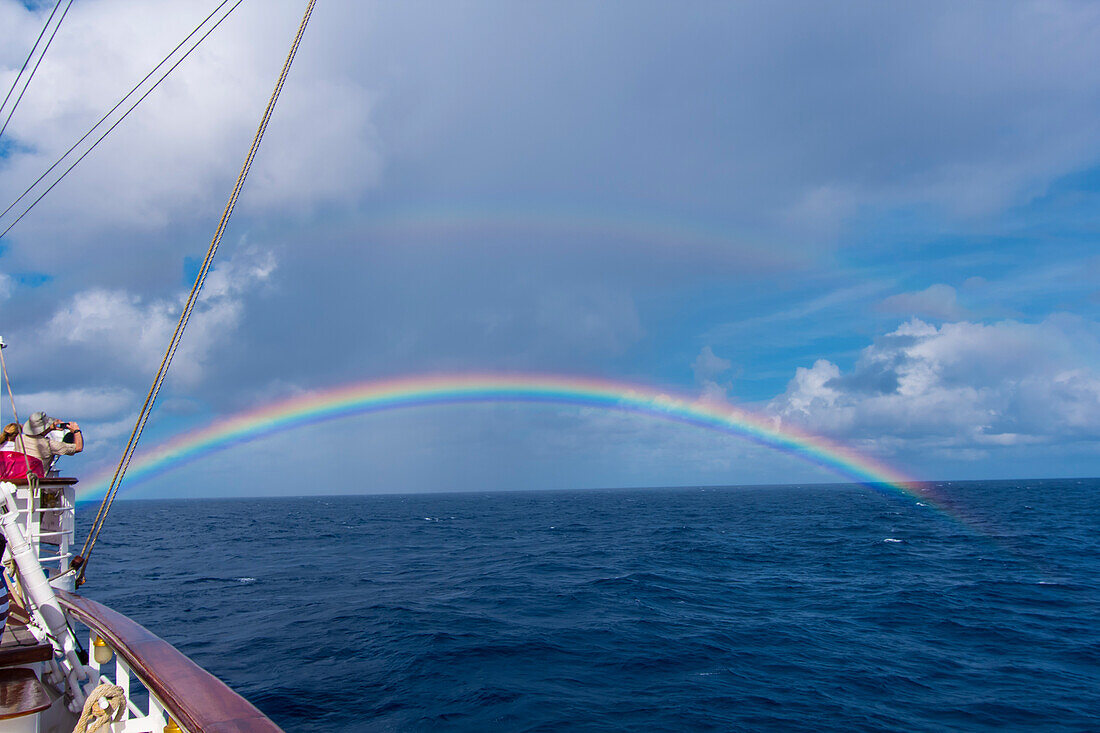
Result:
[80, 373, 938, 511]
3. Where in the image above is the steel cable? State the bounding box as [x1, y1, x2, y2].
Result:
[0, 0, 64, 125]
[0, 0, 245, 241]
[0, 0, 77, 143]
[0, 0, 234, 224]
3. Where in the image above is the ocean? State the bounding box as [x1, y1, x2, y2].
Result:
[80, 479, 1099, 731]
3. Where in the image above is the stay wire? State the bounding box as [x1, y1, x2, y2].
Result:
[0, 0, 64, 124]
[0, 346, 36, 488]
[0, 0, 77, 143]
[0, 0, 245, 242]
[0, 0, 234, 223]
[76, 0, 318, 586]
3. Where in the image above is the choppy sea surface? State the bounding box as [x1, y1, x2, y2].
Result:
[80, 479, 1099, 731]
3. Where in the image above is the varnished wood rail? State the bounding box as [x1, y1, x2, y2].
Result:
[56, 590, 283, 733]
[2, 478, 79, 486]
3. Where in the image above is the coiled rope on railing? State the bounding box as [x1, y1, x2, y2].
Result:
[74, 0, 318, 587]
[72, 683, 126, 733]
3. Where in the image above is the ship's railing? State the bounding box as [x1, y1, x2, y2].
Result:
[57, 589, 283, 733]
[5, 477, 77, 590]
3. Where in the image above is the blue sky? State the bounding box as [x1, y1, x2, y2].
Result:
[1, 0, 1099, 498]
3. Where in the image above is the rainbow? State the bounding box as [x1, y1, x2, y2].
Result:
[80, 373, 937, 510]
[339, 203, 792, 269]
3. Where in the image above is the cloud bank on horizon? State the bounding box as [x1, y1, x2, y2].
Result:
[1, 0, 1099, 496]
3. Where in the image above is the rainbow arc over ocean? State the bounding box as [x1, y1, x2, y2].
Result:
[81, 373, 939, 513]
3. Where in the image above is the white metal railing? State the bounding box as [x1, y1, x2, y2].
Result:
[0, 479, 195, 730]
[9, 478, 76, 589]
[86, 634, 188, 733]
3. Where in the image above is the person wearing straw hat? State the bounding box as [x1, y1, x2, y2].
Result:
[0, 423, 43, 479]
[13, 411, 83, 477]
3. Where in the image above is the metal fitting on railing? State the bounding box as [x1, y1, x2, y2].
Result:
[93, 636, 113, 665]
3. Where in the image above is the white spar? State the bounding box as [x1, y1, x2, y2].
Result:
[0, 480, 89, 713]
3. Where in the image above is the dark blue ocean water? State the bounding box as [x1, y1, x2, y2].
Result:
[80, 479, 1099, 731]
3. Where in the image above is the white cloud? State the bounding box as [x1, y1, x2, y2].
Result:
[706, 281, 895, 341]
[783, 185, 858, 239]
[879, 284, 967, 320]
[692, 346, 731, 383]
[0, 273, 11, 301]
[769, 315, 1100, 454]
[691, 345, 734, 401]
[0, 0, 380, 250]
[12, 387, 133, 421]
[41, 243, 275, 385]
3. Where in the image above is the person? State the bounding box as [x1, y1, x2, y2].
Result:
[0, 422, 43, 479]
[11, 412, 83, 478]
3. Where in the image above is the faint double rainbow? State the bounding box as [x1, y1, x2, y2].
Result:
[80, 373, 944, 514]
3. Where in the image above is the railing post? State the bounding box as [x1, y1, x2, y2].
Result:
[149, 694, 169, 729]
[115, 658, 131, 721]
[88, 631, 100, 675]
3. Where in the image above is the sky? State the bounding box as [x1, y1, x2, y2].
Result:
[1, 0, 1099, 499]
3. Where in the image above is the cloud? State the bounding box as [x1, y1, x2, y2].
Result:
[39, 244, 275, 385]
[12, 387, 134, 421]
[395, 0, 1100, 231]
[7, 0, 1100, 264]
[532, 286, 643, 357]
[692, 346, 731, 383]
[692, 346, 734, 401]
[707, 281, 895, 341]
[0, 0, 380, 252]
[769, 315, 1100, 454]
[5, 0, 1100, 491]
[879, 284, 967, 320]
[0, 272, 11, 301]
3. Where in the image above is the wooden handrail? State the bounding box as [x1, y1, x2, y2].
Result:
[56, 590, 283, 733]
[2, 477, 78, 486]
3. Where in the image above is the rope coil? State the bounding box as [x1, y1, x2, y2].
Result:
[72, 683, 126, 733]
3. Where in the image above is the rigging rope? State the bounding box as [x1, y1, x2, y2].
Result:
[0, 345, 38, 490]
[0, 0, 64, 127]
[0, 0, 77, 143]
[75, 0, 318, 586]
[0, 0, 246, 242]
[1, 0, 235, 225]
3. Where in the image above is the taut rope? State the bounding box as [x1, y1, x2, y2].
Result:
[0, 345, 38, 491]
[75, 0, 318, 586]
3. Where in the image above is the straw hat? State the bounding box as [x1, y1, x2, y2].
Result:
[22, 411, 56, 437]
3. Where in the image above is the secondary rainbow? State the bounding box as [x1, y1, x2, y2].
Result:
[80, 373, 937, 510]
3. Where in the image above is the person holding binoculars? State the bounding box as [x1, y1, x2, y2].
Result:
[0, 411, 83, 479]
